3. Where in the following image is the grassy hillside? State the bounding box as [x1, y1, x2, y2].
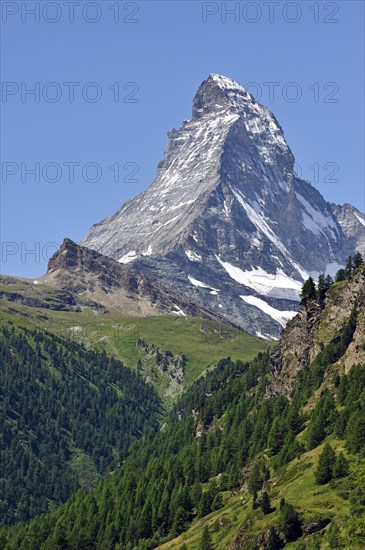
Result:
[0, 285, 270, 405]
[157, 438, 364, 549]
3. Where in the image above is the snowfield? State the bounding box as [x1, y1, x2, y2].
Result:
[240, 295, 297, 327]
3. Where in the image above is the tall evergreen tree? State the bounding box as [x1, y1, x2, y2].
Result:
[353, 251, 364, 269]
[346, 410, 365, 453]
[315, 443, 336, 484]
[333, 452, 349, 479]
[260, 491, 271, 515]
[335, 268, 347, 282]
[280, 502, 302, 541]
[317, 273, 327, 304]
[200, 525, 213, 550]
[248, 463, 262, 494]
[301, 277, 316, 300]
[268, 418, 285, 455]
[345, 255, 353, 278]
[198, 491, 212, 518]
[267, 526, 283, 550]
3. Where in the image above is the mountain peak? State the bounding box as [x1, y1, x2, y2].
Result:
[81, 76, 359, 337]
[206, 73, 247, 91]
[192, 74, 254, 119]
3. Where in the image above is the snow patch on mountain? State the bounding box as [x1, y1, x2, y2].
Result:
[188, 275, 220, 292]
[240, 295, 297, 327]
[185, 250, 202, 262]
[216, 258, 303, 300]
[173, 304, 186, 317]
[119, 251, 139, 264]
[296, 193, 339, 238]
[355, 213, 365, 227]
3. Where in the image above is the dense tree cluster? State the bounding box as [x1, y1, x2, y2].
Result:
[335, 251, 364, 282]
[300, 252, 364, 304]
[0, 323, 161, 526]
[315, 443, 349, 484]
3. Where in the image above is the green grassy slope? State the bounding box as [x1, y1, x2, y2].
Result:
[157, 438, 364, 549]
[0, 288, 270, 405]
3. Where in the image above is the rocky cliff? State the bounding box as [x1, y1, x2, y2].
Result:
[269, 265, 365, 396]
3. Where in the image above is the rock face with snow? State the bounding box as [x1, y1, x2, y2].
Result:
[331, 203, 365, 258]
[81, 74, 362, 338]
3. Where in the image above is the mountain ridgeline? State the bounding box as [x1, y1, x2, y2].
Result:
[81, 74, 365, 338]
[2, 261, 365, 549]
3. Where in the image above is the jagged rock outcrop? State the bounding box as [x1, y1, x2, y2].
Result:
[81, 74, 361, 337]
[39, 238, 230, 324]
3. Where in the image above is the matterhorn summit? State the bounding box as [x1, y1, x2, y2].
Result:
[81, 74, 364, 338]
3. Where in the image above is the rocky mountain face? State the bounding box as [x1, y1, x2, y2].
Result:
[81, 74, 363, 338]
[39, 238, 227, 323]
[269, 265, 365, 396]
[331, 202, 365, 258]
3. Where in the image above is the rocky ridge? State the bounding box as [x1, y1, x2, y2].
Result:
[39, 238, 231, 325]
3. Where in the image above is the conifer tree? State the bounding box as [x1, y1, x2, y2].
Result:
[333, 452, 350, 479]
[268, 418, 285, 455]
[300, 277, 316, 300]
[280, 502, 302, 541]
[345, 255, 353, 278]
[228, 463, 240, 489]
[198, 491, 211, 518]
[200, 525, 213, 550]
[248, 463, 263, 494]
[335, 268, 347, 282]
[260, 491, 271, 515]
[315, 443, 336, 484]
[346, 410, 365, 453]
[353, 251, 364, 269]
[267, 526, 283, 550]
[212, 492, 223, 511]
[172, 506, 188, 536]
[317, 273, 327, 304]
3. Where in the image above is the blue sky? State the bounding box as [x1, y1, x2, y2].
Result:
[1, 0, 364, 277]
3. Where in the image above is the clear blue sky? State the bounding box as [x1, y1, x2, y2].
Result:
[1, 0, 364, 278]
